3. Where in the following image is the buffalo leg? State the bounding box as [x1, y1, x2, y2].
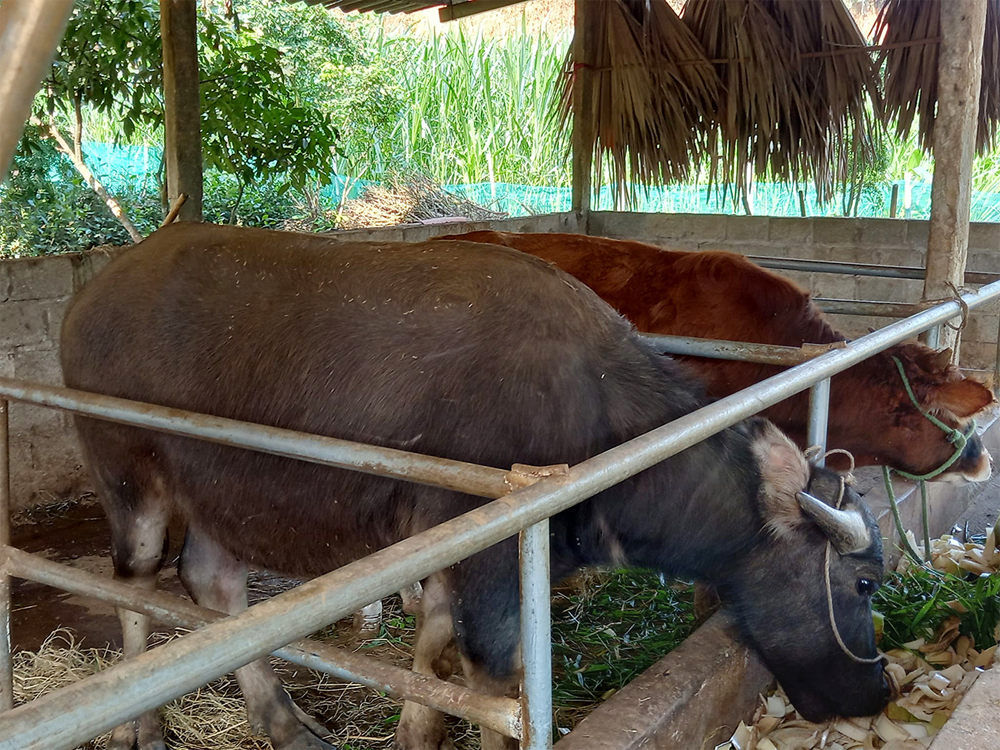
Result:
[178, 527, 336, 750]
[394, 574, 455, 750]
[460, 657, 519, 750]
[105, 495, 169, 750]
[353, 581, 423, 638]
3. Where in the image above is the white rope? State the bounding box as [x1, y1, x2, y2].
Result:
[824, 476, 884, 665]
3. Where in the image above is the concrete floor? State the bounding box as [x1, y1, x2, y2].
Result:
[952, 463, 1000, 540]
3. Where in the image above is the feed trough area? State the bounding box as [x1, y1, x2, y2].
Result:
[720, 524, 1000, 750]
[7, 501, 696, 749]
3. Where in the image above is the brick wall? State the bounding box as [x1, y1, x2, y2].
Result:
[2, 211, 997, 509]
[590, 212, 1000, 372]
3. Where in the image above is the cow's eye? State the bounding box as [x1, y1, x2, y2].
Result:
[857, 578, 878, 596]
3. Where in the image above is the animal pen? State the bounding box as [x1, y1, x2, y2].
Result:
[0, 275, 995, 750]
[2, 0, 1000, 749]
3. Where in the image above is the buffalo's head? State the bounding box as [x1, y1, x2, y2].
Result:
[719, 423, 890, 722]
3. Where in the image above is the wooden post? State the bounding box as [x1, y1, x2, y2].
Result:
[570, 0, 595, 229]
[922, 1, 987, 353]
[160, 0, 203, 222]
[0, 0, 75, 184]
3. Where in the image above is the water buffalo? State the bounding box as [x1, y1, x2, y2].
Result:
[61, 223, 889, 750]
[440, 230, 995, 481]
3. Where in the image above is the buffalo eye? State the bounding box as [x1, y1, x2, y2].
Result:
[857, 578, 878, 597]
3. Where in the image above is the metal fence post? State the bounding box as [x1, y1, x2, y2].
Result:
[519, 519, 552, 750]
[1, 400, 12, 712]
[925, 324, 943, 350]
[807, 378, 831, 466]
[994, 314, 1000, 393]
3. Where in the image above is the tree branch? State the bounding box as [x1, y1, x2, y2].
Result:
[46, 122, 144, 243]
[73, 92, 83, 162]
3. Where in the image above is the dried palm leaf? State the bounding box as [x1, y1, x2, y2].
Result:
[559, 0, 723, 207]
[874, 0, 1000, 155]
[684, 0, 880, 204]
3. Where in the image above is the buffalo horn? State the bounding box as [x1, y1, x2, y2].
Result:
[796, 491, 871, 555]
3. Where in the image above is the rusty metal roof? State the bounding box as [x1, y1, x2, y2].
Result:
[297, 0, 529, 22]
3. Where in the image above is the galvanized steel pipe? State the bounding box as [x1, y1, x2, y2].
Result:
[2, 280, 999, 750]
[749, 256, 999, 286]
[813, 299, 929, 318]
[0, 378, 511, 500]
[807, 380, 831, 466]
[519, 521, 552, 750]
[638, 333, 823, 366]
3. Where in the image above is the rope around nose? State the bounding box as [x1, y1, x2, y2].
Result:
[825, 475, 884, 665]
[823, 356, 973, 665]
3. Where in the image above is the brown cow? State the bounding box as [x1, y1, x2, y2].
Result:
[441, 231, 995, 481]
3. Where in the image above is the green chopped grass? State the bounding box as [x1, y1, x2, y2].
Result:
[550, 570, 697, 731]
[874, 565, 1000, 651]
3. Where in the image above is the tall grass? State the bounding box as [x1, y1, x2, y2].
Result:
[360, 19, 572, 188]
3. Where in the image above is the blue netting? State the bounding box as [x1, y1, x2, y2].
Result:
[75, 142, 1000, 222]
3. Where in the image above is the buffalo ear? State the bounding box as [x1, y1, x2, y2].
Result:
[929, 379, 997, 418]
[751, 421, 810, 536]
[929, 348, 953, 372]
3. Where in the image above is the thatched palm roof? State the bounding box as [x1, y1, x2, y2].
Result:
[561, 0, 1000, 207]
[303, 0, 1000, 206]
[875, 0, 1000, 155]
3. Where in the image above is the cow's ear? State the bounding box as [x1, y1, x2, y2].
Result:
[751, 421, 810, 536]
[929, 379, 996, 418]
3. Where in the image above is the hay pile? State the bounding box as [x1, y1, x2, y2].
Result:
[11, 596, 477, 750]
[335, 176, 507, 230]
[718, 526, 1000, 750]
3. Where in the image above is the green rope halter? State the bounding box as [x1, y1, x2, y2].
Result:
[883, 356, 976, 565]
[889, 357, 974, 481]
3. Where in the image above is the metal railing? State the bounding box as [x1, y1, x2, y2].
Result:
[0, 281, 998, 750]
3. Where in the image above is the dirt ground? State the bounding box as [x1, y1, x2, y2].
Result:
[9, 497, 324, 653]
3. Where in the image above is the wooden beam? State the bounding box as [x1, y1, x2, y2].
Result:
[570, 0, 595, 224]
[0, 0, 75, 184]
[160, 0, 203, 222]
[923, 1, 988, 354]
[438, 0, 527, 22]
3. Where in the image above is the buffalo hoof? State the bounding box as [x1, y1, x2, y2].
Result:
[270, 728, 337, 750]
[107, 714, 166, 750]
[266, 707, 337, 750]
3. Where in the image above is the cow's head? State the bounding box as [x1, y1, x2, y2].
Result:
[830, 343, 995, 482]
[719, 423, 890, 722]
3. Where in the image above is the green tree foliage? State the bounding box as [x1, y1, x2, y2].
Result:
[236, 0, 407, 179]
[34, 0, 340, 208]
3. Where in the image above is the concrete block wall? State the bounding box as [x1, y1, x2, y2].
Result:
[1, 251, 117, 509]
[0, 213, 578, 510]
[590, 212, 1000, 372]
